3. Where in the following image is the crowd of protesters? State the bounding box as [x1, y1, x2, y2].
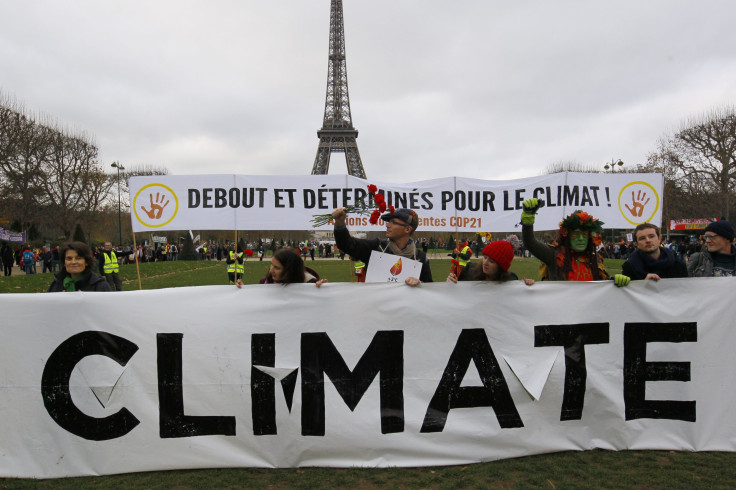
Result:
[2, 205, 733, 294]
[0, 243, 61, 276]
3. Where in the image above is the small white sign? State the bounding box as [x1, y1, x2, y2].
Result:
[364, 250, 422, 284]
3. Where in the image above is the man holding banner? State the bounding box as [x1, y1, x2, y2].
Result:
[618, 223, 687, 283]
[226, 243, 245, 285]
[332, 207, 432, 285]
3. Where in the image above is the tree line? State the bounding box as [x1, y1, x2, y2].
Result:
[0, 95, 166, 243]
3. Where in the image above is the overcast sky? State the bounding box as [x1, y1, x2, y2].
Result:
[2, 0, 735, 182]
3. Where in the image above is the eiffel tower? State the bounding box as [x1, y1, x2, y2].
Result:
[311, 0, 366, 178]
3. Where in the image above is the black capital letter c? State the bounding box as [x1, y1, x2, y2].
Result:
[41, 331, 140, 441]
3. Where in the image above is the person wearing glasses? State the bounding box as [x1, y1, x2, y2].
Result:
[688, 220, 735, 277]
[520, 198, 609, 281]
[613, 223, 687, 286]
[331, 207, 432, 285]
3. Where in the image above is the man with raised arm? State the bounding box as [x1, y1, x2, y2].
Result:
[520, 198, 609, 281]
[331, 207, 432, 285]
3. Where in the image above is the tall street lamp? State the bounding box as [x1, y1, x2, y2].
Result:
[111, 162, 125, 246]
[603, 159, 623, 243]
[604, 159, 624, 172]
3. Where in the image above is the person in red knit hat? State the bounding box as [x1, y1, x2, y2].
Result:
[447, 240, 534, 285]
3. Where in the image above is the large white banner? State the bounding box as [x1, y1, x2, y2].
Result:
[128, 173, 663, 232]
[0, 278, 733, 478]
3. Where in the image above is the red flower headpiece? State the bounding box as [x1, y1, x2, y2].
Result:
[559, 210, 604, 233]
[557, 210, 604, 247]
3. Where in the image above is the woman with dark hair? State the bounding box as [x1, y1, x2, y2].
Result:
[237, 247, 327, 287]
[47, 242, 112, 292]
[447, 240, 534, 285]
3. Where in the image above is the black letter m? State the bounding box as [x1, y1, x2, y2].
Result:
[301, 331, 404, 436]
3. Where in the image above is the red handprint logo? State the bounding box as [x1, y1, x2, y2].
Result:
[624, 190, 650, 218]
[141, 192, 170, 220]
[133, 183, 178, 228]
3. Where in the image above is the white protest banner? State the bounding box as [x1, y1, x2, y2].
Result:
[3, 278, 731, 479]
[363, 251, 422, 283]
[128, 173, 663, 233]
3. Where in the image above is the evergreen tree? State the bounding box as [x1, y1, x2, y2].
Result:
[28, 223, 39, 241]
[180, 234, 197, 261]
[73, 223, 85, 242]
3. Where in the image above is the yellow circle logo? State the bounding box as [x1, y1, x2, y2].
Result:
[133, 183, 179, 228]
[618, 181, 660, 225]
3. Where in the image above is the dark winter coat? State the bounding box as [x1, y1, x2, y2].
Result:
[622, 247, 688, 280]
[334, 225, 433, 283]
[47, 270, 112, 292]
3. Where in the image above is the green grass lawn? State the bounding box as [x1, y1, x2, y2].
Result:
[2, 256, 734, 487]
[0, 255, 625, 293]
[3, 449, 735, 488]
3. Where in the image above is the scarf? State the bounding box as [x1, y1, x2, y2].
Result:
[62, 275, 81, 292]
[384, 239, 417, 260]
[627, 247, 676, 278]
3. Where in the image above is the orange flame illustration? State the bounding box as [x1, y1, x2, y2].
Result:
[389, 258, 403, 276]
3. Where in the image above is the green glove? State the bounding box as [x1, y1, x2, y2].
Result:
[614, 274, 631, 287]
[521, 198, 539, 225]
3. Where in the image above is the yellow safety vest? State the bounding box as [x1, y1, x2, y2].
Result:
[353, 260, 366, 282]
[227, 251, 244, 274]
[458, 245, 471, 267]
[103, 251, 119, 274]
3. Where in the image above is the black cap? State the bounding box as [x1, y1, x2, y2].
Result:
[380, 208, 419, 231]
[704, 220, 734, 241]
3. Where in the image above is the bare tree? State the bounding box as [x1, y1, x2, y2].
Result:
[668, 106, 736, 220]
[0, 107, 54, 229]
[640, 140, 718, 226]
[1, 94, 119, 240]
[41, 130, 114, 238]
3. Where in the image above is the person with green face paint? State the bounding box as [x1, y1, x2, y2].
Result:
[520, 198, 609, 281]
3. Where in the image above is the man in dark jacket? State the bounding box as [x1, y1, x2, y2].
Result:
[331, 207, 432, 285]
[40, 246, 54, 273]
[1, 243, 14, 276]
[617, 223, 687, 285]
